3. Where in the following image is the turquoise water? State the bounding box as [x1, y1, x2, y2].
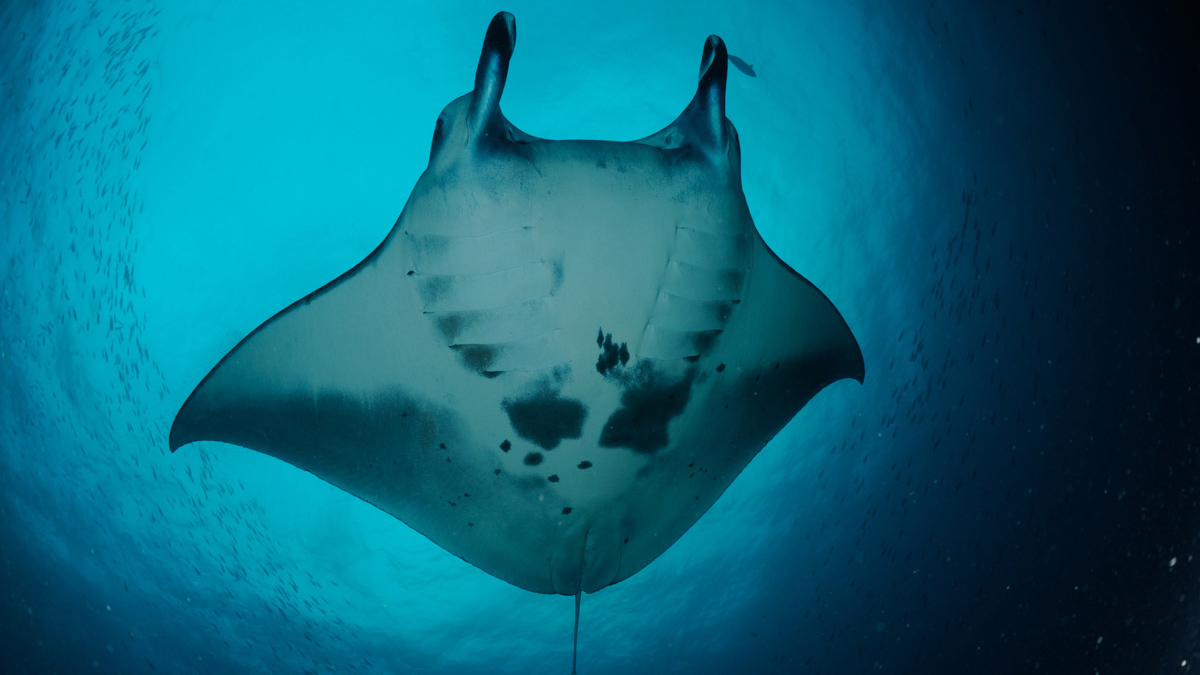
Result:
[2, 1, 1196, 673]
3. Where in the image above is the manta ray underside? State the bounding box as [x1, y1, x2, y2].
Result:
[170, 11, 862, 671]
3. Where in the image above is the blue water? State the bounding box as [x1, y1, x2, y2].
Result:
[2, 1, 1196, 673]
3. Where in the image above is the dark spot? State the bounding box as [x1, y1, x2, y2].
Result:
[500, 440, 511, 452]
[406, 270, 414, 276]
[596, 159, 607, 168]
[524, 452, 543, 466]
[595, 329, 628, 375]
[503, 391, 587, 450]
[562, 507, 572, 515]
[600, 367, 695, 454]
[453, 344, 498, 376]
[468, 522, 474, 527]
[463, 493, 470, 497]
[445, 457, 451, 463]
[494, 469, 501, 475]
[688, 462, 695, 467]
[624, 537, 630, 543]
[439, 443, 446, 449]
[716, 363, 726, 373]
[448, 501, 456, 506]
[578, 461, 593, 469]
[547, 475, 559, 483]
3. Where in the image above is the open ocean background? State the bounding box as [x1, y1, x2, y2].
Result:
[1, 1, 1196, 673]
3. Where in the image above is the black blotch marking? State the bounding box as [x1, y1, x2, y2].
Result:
[406, 270, 415, 276]
[524, 452, 543, 466]
[562, 507, 572, 515]
[600, 369, 695, 454]
[445, 457, 451, 463]
[595, 328, 628, 375]
[578, 461, 593, 469]
[503, 391, 586, 450]
[494, 469, 502, 475]
[624, 537, 629, 543]
[439, 443, 446, 449]
[547, 474, 559, 483]
[468, 522, 474, 527]
[500, 439, 511, 452]
[716, 363, 726, 373]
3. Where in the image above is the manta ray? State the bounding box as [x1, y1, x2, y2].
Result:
[169, 12, 862, 672]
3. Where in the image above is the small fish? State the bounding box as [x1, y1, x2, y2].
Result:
[728, 53, 757, 77]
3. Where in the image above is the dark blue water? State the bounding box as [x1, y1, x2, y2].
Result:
[1, 1, 1196, 674]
